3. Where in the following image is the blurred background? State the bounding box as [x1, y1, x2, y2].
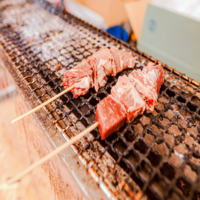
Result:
[48, 0, 200, 81]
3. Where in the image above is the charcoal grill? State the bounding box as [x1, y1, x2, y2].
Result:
[0, 0, 200, 199]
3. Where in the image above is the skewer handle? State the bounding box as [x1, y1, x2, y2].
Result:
[6, 122, 99, 185]
[11, 85, 74, 124]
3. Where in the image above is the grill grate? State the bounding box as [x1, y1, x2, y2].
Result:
[0, 0, 200, 199]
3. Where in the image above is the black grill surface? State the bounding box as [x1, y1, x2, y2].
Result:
[0, 0, 200, 199]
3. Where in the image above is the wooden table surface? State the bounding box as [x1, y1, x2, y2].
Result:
[0, 92, 53, 200]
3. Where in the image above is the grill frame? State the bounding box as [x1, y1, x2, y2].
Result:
[0, 0, 200, 199]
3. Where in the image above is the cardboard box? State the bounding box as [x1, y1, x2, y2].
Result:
[125, 0, 152, 40]
[69, 0, 133, 27]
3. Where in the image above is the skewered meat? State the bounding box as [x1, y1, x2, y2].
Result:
[110, 48, 135, 76]
[111, 75, 145, 123]
[63, 48, 135, 98]
[62, 60, 93, 98]
[143, 63, 165, 94]
[96, 95, 126, 140]
[87, 48, 114, 92]
[128, 70, 157, 112]
[96, 64, 164, 140]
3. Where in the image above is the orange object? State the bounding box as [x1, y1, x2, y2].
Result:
[69, 0, 133, 27]
[131, 32, 137, 42]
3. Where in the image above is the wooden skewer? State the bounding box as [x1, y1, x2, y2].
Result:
[11, 85, 75, 124]
[5, 122, 99, 185]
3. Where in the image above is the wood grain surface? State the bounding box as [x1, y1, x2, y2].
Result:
[0, 91, 87, 200]
[0, 93, 53, 200]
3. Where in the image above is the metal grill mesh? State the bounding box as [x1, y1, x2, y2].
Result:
[0, 0, 200, 199]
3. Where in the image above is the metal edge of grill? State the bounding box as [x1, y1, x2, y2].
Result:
[0, 0, 200, 200]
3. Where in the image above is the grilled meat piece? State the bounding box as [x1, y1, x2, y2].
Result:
[110, 48, 135, 76]
[111, 75, 146, 123]
[143, 63, 165, 94]
[129, 70, 157, 112]
[96, 63, 164, 140]
[87, 48, 114, 92]
[62, 61, 93, 98]
[96, 95, 126, 140]
[87, 48, 135, 92]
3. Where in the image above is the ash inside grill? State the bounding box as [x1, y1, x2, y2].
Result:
[0, 0, 200, 199]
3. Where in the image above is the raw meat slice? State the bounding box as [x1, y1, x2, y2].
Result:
[96, 95, 126, 140]
[87, 49, 114, 92]
[111, 75, 145, 123]
[62, 61, 93, 98]
[110, 48, 135, 76]
[128, 70, 157, 112]
[143, 63, 165, 94]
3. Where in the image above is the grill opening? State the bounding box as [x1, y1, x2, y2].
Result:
[191, 96, 200, 106]
[134, 139, 148, 154]
[166, 89, 176, 97]
[187, 102, 197, 112]
[89, 97, 98, 106]
[176, 177, 191, 197]
[79, 118, 88, 127]
[114, 138, 127, 155]
[150, 174, 169, 199]
[181, 91, 191, 98]
[137, 160, 152, 182]
[160, 163, 175, 181]
[172, 85, 181, 92]
[72, 109, 81, 119]
[107, 147, 119, 160]
[82, 92, 90, 99]
[124, 131, 137, 142]
[147, 151, 161, 167]
[119, 159, 132, 174]
[125, 150, 140, 165]
[97, 92, 106, 100]
[160, 83, 167, 92]
[177, 95, 186, 103]
[106, 132, 118, 143]
[131, 172, 145, 189]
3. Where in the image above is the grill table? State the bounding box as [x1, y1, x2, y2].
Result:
[0, 0, 200, 199]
